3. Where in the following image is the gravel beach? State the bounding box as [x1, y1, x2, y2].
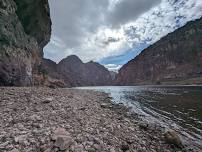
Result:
[0, 87, 185, 152]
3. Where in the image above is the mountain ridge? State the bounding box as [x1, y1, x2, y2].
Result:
[115, 17, 202, 85]
[42, 55, 113, 87]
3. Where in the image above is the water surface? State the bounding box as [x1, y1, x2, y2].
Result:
[77, 86, 202, 145]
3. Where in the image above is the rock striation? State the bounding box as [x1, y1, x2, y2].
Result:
[115, 17, 202, 85]
[43, 55, 113, 87]
[0, 0, 51, 86]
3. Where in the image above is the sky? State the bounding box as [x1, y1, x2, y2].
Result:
[44, 0, 202, 71]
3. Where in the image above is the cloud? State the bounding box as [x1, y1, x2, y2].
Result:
[104, 64, 122, 72]
[44, 0, 202, 68]
[45, 0, 160, 62]
[124, 0, 202, 46]
[107, 0, 161, 27]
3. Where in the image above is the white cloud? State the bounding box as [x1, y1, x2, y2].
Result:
[124, 0, 202, 46]
[44, 0, 202, 66]
[104, 64, 122, 72]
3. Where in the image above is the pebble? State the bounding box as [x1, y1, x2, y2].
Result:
[10, 148, 20, 152]
[43, 97, 53, 103]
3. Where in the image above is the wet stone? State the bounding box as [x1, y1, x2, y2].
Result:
[164, 130, 182, 147]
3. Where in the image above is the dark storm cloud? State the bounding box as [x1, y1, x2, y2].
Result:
[103, 37, 121, 46]
[107, 0, 161, 26]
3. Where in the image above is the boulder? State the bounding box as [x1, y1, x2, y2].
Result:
[139, 122, 149, 130]
[164, 130, 182, 147]
[121, 142, 129, 152]
[52, 128, 73, 150]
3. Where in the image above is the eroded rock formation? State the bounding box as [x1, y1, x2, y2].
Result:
[0, 0, 51, 86]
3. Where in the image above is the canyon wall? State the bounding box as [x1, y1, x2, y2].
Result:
[0, 0, 51, 86]
[115, 18, 202, 85]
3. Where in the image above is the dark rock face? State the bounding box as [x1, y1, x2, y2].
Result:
[116, 17, 202, 85]
[44, 55, 113, 87]
[15, 0, 51, 49]
[0, 0, 51, 86]
[42, 59, 58, 79]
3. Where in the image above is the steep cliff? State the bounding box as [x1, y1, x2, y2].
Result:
[0, 0, 51, 86]
[116, 17, 202, 85]
[43, 55, 113, 87]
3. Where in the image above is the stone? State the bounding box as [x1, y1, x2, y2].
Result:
[139, 122, 149, 130]
[68, 95, 74, 98]
[10, 148, 20, 152]
[52, 128, 73, 150]
[30, 114, 42, 122]
[121, 143, 130, 152]
[0, 141, 9, 148]
[110, 147, 116, 152]
[164, 130, 182, 147]
[100, 103, 112, 109]
[44, 148, 52, 152]
[43, 97, 53, 103]
[54, 136, 72, 150]
[78, 107, 86, 111]
[73, 144, 85, 151]
[14, 135, 26, 143]
[85, 147, 96, 152]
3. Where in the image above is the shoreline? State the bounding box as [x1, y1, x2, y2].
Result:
[0, 87, 195, 152]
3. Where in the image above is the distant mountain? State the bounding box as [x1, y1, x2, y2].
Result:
[43, 55, 112, 87]
[57, 55, 85, 86]
[115, 17, 202, 85]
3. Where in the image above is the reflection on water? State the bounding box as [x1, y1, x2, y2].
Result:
[77, 86, 202, 143]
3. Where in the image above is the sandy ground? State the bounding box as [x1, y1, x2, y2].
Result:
[0, 87, 187, 152]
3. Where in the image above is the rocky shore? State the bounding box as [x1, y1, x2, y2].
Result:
[0, 87, 186, 152]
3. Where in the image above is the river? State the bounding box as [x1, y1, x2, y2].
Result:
[77, 85, 202, 149]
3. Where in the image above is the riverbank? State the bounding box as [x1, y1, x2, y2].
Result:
[0, 87, 188, 152]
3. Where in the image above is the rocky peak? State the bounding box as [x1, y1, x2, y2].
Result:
[59, 55, 83, 65]
[45, 55, 113, 87]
